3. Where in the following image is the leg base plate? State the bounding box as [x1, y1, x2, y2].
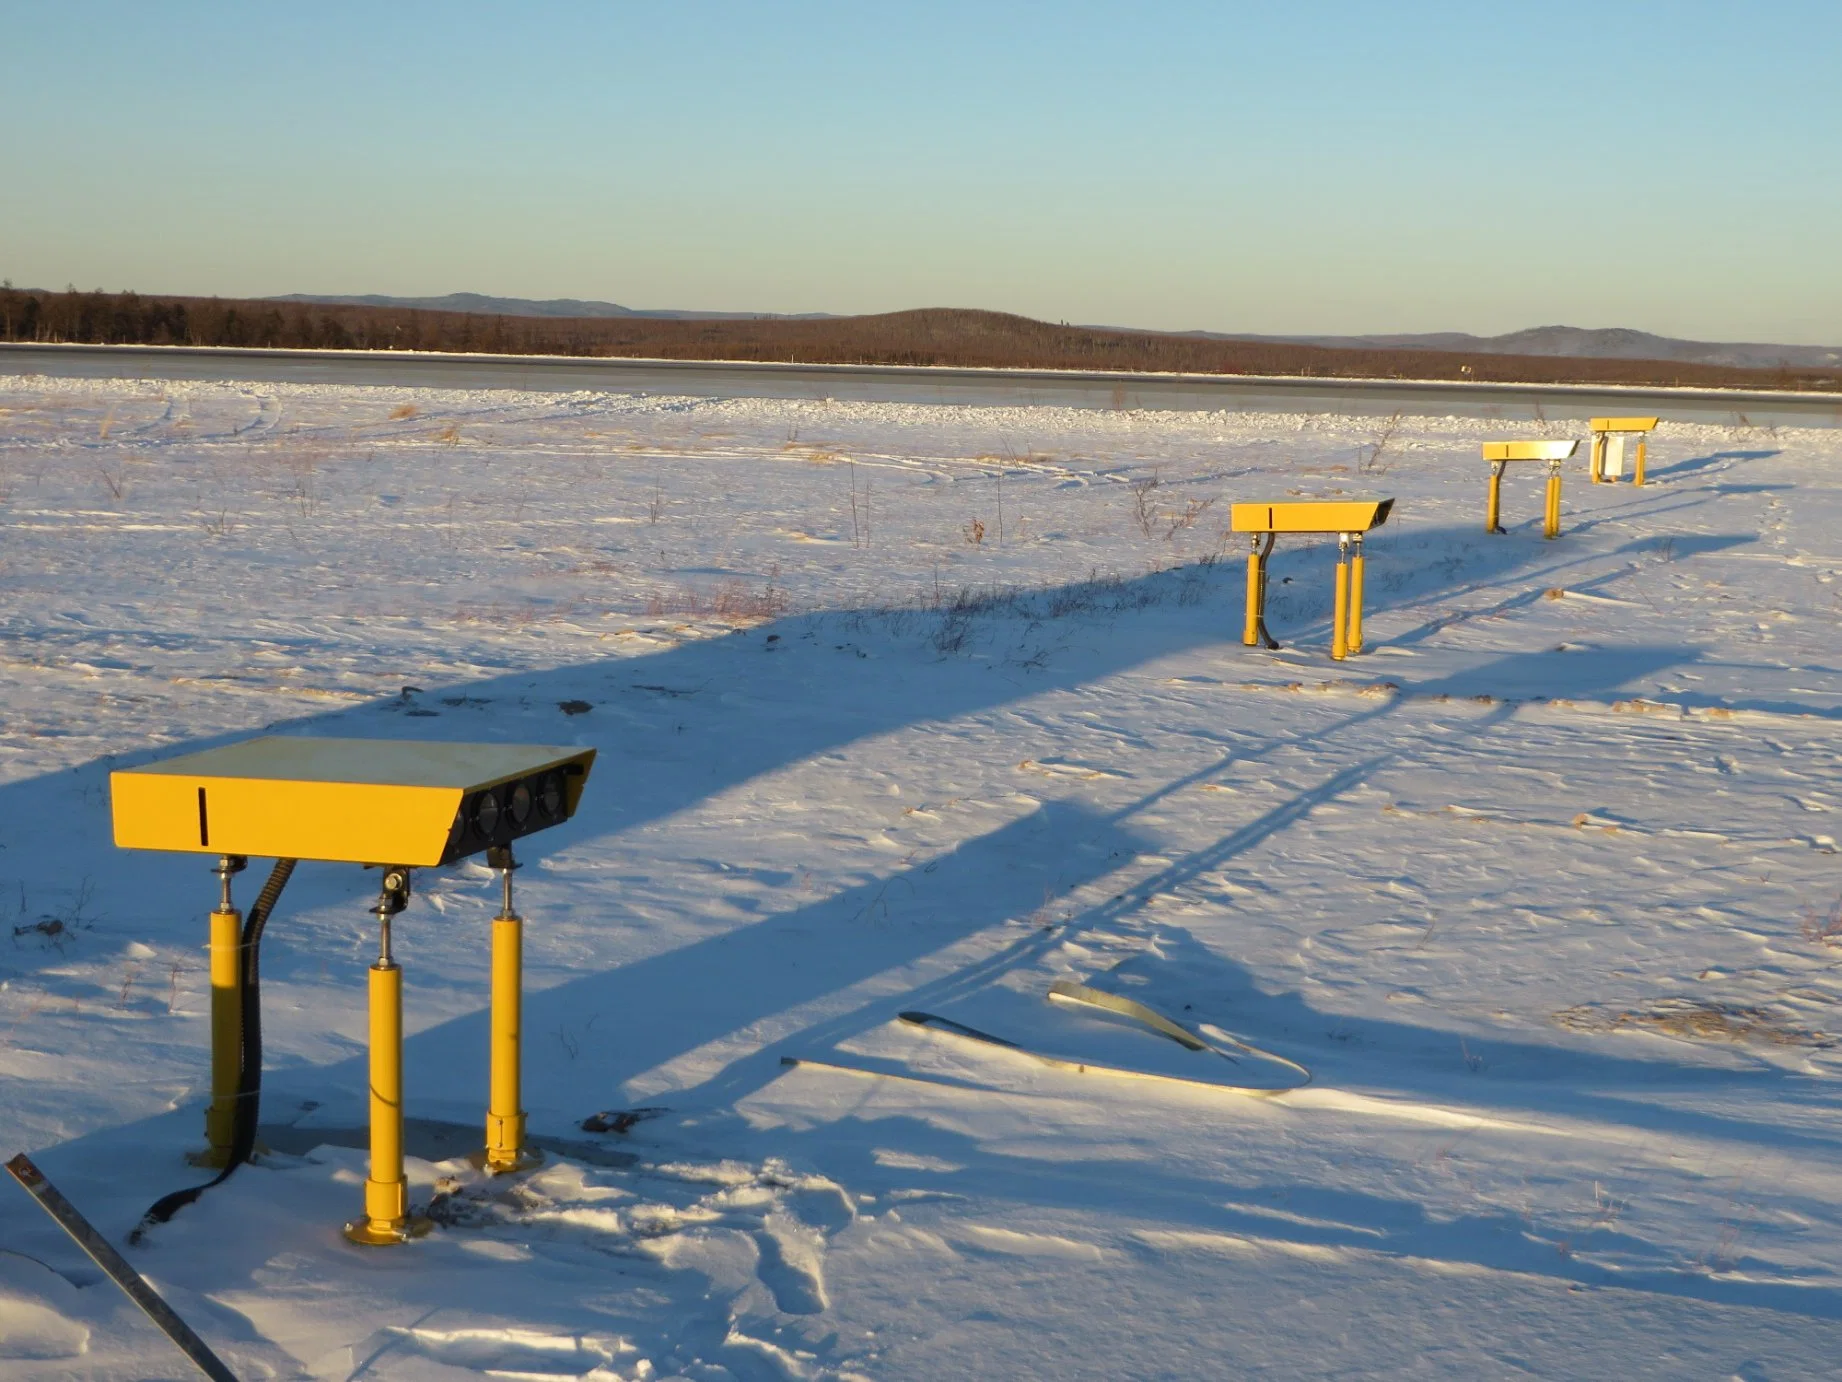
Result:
[342, 1214, 433, 1247]
[467, 1145, 545, 1176]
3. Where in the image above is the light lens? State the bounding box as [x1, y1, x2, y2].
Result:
[474, 790, 501, 837]
[539, 773, 564, 819]
[509, 782, 533, 826]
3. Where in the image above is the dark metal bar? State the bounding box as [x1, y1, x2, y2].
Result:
[4, 1153, 238, 1382]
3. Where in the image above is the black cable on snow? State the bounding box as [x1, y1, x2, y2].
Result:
[131, 858, 297, 1244]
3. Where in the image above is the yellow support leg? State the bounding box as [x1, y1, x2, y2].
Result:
[1348, 541, 1365, 656]
[345, 877, 430, 1246]
[189, 855, 247, 1169]
[1331, 539, 1350, 661]
[1633, 438, 1647, 487]
[191, 904, 242, 1168]
[1242, 533, 1277, 650]
[1242, 543, 1263, 647]
[1544, 466, 1561, 540]
[480, 857, 541, 1174]
[1485, 463, 1504, 534]
[1589, 435, 1605, 483]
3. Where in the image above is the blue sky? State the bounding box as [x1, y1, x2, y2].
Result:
[6, 2, 1838, 340]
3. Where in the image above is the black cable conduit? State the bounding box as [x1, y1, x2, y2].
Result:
[131, 858, 297, 1243]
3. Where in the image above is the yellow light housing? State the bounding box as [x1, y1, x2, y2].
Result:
[1230, 498, 1394, 535]
[1481, 440, 1579, 462]
[111, 737, 595, 866]
[1588, 416, 1659, 433]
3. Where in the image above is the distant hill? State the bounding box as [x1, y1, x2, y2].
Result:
[1206, 325, 1842, 371]
[279, 301, 1840, 370]
[268, 291, 833, 322]
[10, 288, 1842, 392]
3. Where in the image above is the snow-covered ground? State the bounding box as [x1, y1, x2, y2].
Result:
[1, 376, 1839, 1379]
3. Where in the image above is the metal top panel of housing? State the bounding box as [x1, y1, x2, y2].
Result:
[112, 737, 595, 865]
[1229, 498, 1394, 534]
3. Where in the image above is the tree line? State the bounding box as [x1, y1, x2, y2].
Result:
[3, 285, 1838, 393]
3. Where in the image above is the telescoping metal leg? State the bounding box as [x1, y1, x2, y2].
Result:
[1633, 437, 1647, 487]
[344, 868, 431, 1247]
[1485, 460, 1505, 534]
[1544, 460, 1562, 540]
[1331, 535, 1352, 661]
[1348, 535, 1366, 656]
[1242, 532, 1279, 650]
[190, 855, 246, 1168]
[478, 846, 541, 1174]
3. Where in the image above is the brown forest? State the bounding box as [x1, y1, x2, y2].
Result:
[3, 286, 1838, 392]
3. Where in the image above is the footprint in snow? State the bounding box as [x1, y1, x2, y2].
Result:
[753, 1214, 829, 1316]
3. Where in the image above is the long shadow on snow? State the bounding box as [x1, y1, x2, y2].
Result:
[22, 621, 1832, 1327]
[1646, 449, 1782, 482]
[672, 641, 1842, 1150]
[668, 724, 1842, 1325]
[441, 642, 1812, 1146]
[704, 1100, 1842, 1325]
[1386, 527, 1752, 638]
[288, 641, 1714, 1128]
[1, 557, 1783, 1232]
[1252, 513, 1579, 643]
[687, 649, 1842, 1321]
[6, 524, 1579, 997]
[7, 593, 1720, 1139]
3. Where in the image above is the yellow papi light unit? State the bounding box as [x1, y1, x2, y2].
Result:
[111, 737, 593, 865]
[1230, 498, 1394, 661]
[1479, 439, 1580, 539]
[109, 737, 595, 1247]
[1588, 416, 1659, 487]
[1229, 499, 1392, 536]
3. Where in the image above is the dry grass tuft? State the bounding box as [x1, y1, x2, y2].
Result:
[1130, 472, 1217, 540]
[644, 579, 788, 622]
[1800, 895, 1842, 948]
[1358, 410, 1404, 474]
[388, 403, 419, 420]
[1130, 475, 1161, 537]
[267, 445, 325, 516]
[1554, 998, 1833, 1048]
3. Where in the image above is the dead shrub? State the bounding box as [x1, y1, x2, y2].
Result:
[1130, 472, 1216, 539]
[1164, 496, 1216, 537]
[644, 578, 788, 622]
[1359, 410, 1404, 474]
[1554, 998, 1832, 1048]
[1800, 895, 1842, 947]
[1130, 474, 1161, 537]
